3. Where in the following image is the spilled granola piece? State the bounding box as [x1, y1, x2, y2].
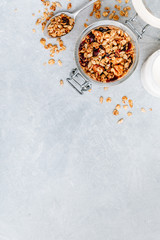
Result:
[113, 109, 119, 116]
[90, 0, 101, 18]
[47, 14, 75, 38]
[60, 79, 64, 86]
[99, 96, 103, 104]
[117, 118, 124, 124]
[128, 99, 133, 108]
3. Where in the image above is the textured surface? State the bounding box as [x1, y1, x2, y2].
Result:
[1, 0, 160, 240]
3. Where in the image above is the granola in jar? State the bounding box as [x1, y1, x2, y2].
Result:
[47, 14, 75, 38]
[78, 26, 135, 83]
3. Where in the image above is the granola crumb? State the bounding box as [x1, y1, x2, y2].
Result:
[122, 96, 128, 102]
[60, 79, 64, 86]
[88, 89, 92, 92]
[128, 99, 133, 108]
[127, 112, 132, 116]
[149, 108, 152, 111]
[58, 60, 62, 66]
[141, 107, 146, 113]
[115, 5, 121, 11]
[84, 23, 88, 28]
[125, 0, 130, 3]
[32, 28, 36, 33]
[48, 59, 55, 65]
[117, 118, 124, 124]
[115, 104, 121, 110]
[106, 97, 112, 103]
[123, 105, 128, 110]
[40, 38, 46, 45]
[32, 13, 35, 16]
[67, 3, 72, 10]
[103, 11, 109, 17]
[104, 87, 108, 91]
[113, 109, 119, 116]
[99, 96, 103, 104]
[36, 18, 41, 25]
[43, 62, 47, 66]
[113, 15, 119, 21]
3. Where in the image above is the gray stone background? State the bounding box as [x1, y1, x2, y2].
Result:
[0, 0, 160, 239]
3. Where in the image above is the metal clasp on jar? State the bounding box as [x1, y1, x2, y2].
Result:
[125, 13, 149, 39]
[67, 69, 92, 94]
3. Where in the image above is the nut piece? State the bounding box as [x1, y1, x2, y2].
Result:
[99, 96, 103, 104]
[128, 99, 133, 108]
[115, 104, 121, 110]
[60, 79, 64, 86]
[117, 118, 124, 124]
[113, 109, 119, 116]
[127, 112, 132, 116]
[106, 97, 112, 103]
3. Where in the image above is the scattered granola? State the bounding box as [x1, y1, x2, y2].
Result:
[79, 26, 135, 83]
[84, 23, 88, 28]
[60, 79, 64, 86]
[141, 107, 146, 113]
[48, 59, 55, 65]
[106, 97, 112, 103]
[99, 96, 103, 104]
[47, 14, 75, 38]
[127, 112, 132, 116]
[122, 96, 128, 103]
[115, 104, 121, 110]
[67, 3, 72, 10]
[40, 38, 46, 45]
[90, 0, 101, 18]
[102, 11, 109, 17]
[104, 87, 108, 91]
[32, 28, 36, 33]
[58, 60, 62, 66]
[113, 109, 119, 116]
[128, 99, 133, 108]
[123, 105, 128, 110]
[117, 118, 124, 124]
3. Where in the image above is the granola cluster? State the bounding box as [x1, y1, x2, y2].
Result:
[47, 14, 75, 38]
[89, 0, 131, 20]
[79, 26, 135, 83]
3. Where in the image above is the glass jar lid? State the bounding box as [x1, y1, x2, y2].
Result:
[132, 0, 160, 29]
